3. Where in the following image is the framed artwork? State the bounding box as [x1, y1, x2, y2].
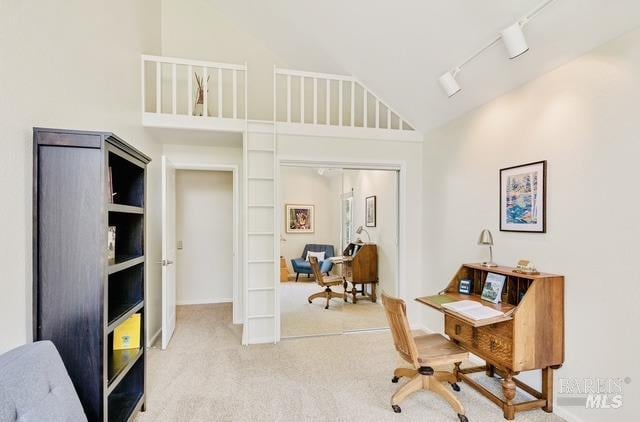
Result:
[365, 195, 377, 227]
[500, 160, 546, 233]
[285, 204, 314, 233]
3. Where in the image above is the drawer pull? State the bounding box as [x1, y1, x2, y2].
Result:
[455, 324, 461, 335]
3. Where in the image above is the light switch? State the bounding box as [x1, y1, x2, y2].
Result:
[177, 240, 183, 250]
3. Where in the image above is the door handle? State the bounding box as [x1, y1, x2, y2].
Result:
[157, 260, 175, 266]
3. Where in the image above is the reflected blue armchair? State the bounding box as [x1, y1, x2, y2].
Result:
[291, 244, 335, 281]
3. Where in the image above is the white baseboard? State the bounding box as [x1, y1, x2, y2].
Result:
[176, 298, 232, 305]
[147, 328, 161, 348]
[247, 336, 276, 345]
[552, 406, 586, 422]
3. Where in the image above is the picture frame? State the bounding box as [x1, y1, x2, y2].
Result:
[365, 195, 376, 227]
[500, 160, 546, 233]
[285, 204, 314, 233]
[481, 273, 506, 304]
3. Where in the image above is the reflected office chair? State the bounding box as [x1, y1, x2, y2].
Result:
[307, 256, 345, 309]
[382, 293, 469, 421]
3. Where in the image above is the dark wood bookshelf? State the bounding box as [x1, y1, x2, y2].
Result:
[33, 128, 150, 422]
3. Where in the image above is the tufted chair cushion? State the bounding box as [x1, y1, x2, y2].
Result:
[0, 341, 86, 422]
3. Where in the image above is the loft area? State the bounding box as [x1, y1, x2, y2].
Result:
[141, 55, 421, 142]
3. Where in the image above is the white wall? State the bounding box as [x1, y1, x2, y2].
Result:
[343, 170, 398, 296]
[423, 29, 640, 421]
[176, 170, 233, 304]
[160, 0, 287, 120]
[279, 167, 341, 265]
[279, 135, 423, 325]
[0, 0, 162, 353]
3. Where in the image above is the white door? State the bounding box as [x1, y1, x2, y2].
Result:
[161, 156, 177, 350]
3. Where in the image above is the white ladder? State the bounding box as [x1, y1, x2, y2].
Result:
[243, 121, 278, 344]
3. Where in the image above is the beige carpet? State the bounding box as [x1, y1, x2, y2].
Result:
[280, 281, 388, 338]
[136, 304, 564, 422]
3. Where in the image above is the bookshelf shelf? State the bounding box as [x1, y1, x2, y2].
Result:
[108, 204, 144, 214]
[34, 128, 150, 421]
[107, 301, 144, 333]
[107, 358, 144, 422]
[107, 346, 144, 390]
[108, 255, 145, 275]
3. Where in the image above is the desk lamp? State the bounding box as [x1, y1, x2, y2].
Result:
[478, 229, 498, 267]
[355, 225, 371, 244]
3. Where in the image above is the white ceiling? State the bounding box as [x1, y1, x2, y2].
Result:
[209, 0, 640, 133]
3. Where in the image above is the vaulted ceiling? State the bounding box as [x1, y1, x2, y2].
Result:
[209, 0, 640, 133]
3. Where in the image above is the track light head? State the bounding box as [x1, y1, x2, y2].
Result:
[438, 70, 461, 98]
[501, 22, 529, 59]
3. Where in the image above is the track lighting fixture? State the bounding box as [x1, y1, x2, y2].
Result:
[437, 0, 557, 98]
[501, 22, 529, 59]
[438, 69, 461, 98]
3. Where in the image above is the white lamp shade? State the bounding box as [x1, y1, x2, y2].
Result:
[438, 71, 461, 97]
[501, 23, 529, 59]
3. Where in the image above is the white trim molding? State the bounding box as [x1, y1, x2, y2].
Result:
[176, 298, 233, 306]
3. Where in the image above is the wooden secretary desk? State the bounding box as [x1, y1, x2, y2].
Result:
[417, 263, 564, 420]
[340, 242, 378, 303]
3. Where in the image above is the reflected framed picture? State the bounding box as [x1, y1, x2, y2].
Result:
[365, 195, 376, 227]
[285, 204, 314, 233]
[500, 160, 546, 233]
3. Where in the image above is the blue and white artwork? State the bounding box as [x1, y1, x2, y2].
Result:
[506, 172, 538, 224]
[500, 161, 546, 232]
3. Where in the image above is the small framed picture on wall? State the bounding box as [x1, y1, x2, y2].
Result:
[285, 204, 314, 233]
[365, 195, 376, 227]
[500, 160, 546, 233]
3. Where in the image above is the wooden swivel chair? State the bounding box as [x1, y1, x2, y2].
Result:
[382, 293, 469, 421]
[307, 256, 345, 309]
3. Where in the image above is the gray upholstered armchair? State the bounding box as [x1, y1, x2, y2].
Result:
[0, 341, 87, 422]
[291, 244, 335, 281]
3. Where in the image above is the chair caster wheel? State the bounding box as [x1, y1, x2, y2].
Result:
[458, 414, 468, 422]
[308, 299, 312, 304]
[392, 405, 401, 413]
[324, 306, 329, 310]
[391, 376, 399, 383]
[451, 382, 461, 392]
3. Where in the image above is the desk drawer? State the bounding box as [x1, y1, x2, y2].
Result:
[445, 315, 474, 344]
[445, 315, 514, 369]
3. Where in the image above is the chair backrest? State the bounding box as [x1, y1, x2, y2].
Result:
[0, 341, 87, 422]
[381, 293, 420, 368]
[308, 256, 325, 284]
[301, 244, 335, 259]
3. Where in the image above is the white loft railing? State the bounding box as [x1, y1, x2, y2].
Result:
[274, 67, 415, 133]
[141, 55, 247, 131]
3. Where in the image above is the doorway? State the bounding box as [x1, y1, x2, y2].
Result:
[161, 158, 239, 349]
[277, 164, 400, 338]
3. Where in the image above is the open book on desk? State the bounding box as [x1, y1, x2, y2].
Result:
[442, 300, 505, 321]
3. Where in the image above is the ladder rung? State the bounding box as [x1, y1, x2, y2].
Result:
[248, 177, 274, 181]
[248, 204, 274, 208]
[248, 259, 275, 264]
[247, 148, 274, 152]
[247, 314, 274, 319]
[248, 287, 275, 291]
[248, 232, 274, 236]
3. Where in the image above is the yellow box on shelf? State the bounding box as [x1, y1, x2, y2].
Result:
[113, 313, 141, 350]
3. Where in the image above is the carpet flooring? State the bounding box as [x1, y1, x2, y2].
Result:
[136, 304, 564, 422]
[280, 281, 388, 337]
